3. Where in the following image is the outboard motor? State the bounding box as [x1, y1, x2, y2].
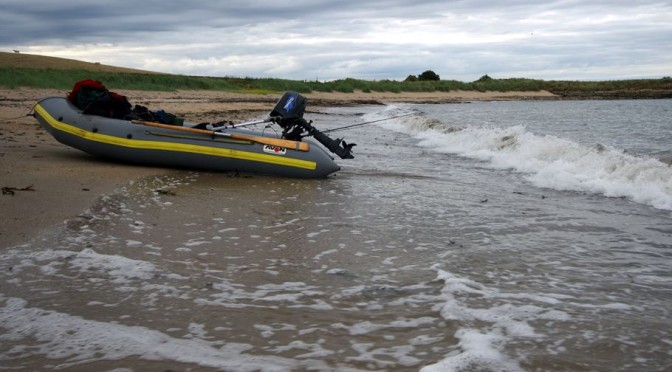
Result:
[270, 91, 307, 124]
[270, 92, 355, 159]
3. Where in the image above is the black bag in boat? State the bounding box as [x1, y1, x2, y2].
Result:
[67, 79, 132, 119]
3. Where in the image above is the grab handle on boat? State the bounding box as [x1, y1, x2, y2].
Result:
[131, 120, 310, 152]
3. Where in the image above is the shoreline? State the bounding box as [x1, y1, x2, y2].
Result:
[0, 86, 631, 248]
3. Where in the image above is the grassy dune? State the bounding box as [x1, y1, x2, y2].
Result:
[1, 52, 671, 98]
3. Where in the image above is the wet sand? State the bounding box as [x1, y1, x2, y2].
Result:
[0, 88, 556, 248]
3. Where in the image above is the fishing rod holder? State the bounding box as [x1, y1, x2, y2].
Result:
[270, 92, 355, 159]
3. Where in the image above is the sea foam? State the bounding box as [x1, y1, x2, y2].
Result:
[0, 295, 308, 370]
[382, 113, 672, 210]
[421, 267, 570, 372]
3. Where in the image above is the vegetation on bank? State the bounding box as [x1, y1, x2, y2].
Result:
[1, 66, 671, 98]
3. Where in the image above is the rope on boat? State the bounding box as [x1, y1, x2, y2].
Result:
[0, 112, 34, 123]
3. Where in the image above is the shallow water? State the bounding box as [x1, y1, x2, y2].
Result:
[1, 100, 671, 371]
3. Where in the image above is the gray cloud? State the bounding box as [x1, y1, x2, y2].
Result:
[2, 1, 670, 81]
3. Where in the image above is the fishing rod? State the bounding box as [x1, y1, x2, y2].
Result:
[202, 92, 415, 160]
[206, 118, 272, 131]
[296, 112, 415, 158]
[320, 112, 416, 134]
[207, 112, 415, 134]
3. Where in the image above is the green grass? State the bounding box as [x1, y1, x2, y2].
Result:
[0, 68, 241, 91]
[1, 67, 670, 95]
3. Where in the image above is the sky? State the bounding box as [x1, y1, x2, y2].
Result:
[1, 0, 671, 82]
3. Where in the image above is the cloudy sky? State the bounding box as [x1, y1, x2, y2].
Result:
[1, 1, 670, 81]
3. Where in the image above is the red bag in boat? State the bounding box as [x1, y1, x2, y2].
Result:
[67, 79, 131, 119]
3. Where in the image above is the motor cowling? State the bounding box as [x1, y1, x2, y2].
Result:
[270, 92, 307, 127]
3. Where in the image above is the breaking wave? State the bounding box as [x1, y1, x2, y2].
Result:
[377, 109, 672, 211]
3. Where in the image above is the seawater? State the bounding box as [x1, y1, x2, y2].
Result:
[1, 100, 671, 371]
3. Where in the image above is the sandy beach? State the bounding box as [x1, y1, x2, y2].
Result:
[0, 88, 556, 248]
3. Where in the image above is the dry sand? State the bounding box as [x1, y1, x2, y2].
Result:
[0, 88, 557, 248]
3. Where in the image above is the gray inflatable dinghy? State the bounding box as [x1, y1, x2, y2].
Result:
[33, 92, 355, 178]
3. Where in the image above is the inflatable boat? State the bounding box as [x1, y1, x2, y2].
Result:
[32, 92, 355, 178]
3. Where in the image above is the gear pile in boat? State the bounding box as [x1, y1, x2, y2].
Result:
[68, 79, 184, 125]
[68, 79, 133, 119]
[67, 79, 355, 159]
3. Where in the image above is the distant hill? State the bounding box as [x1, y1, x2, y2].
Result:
[1, 51, 670, 99]
[0, 51, 160, 74]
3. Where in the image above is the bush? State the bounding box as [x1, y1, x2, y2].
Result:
[475, 74, 493, 83]
[418, 70, 440, 81]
